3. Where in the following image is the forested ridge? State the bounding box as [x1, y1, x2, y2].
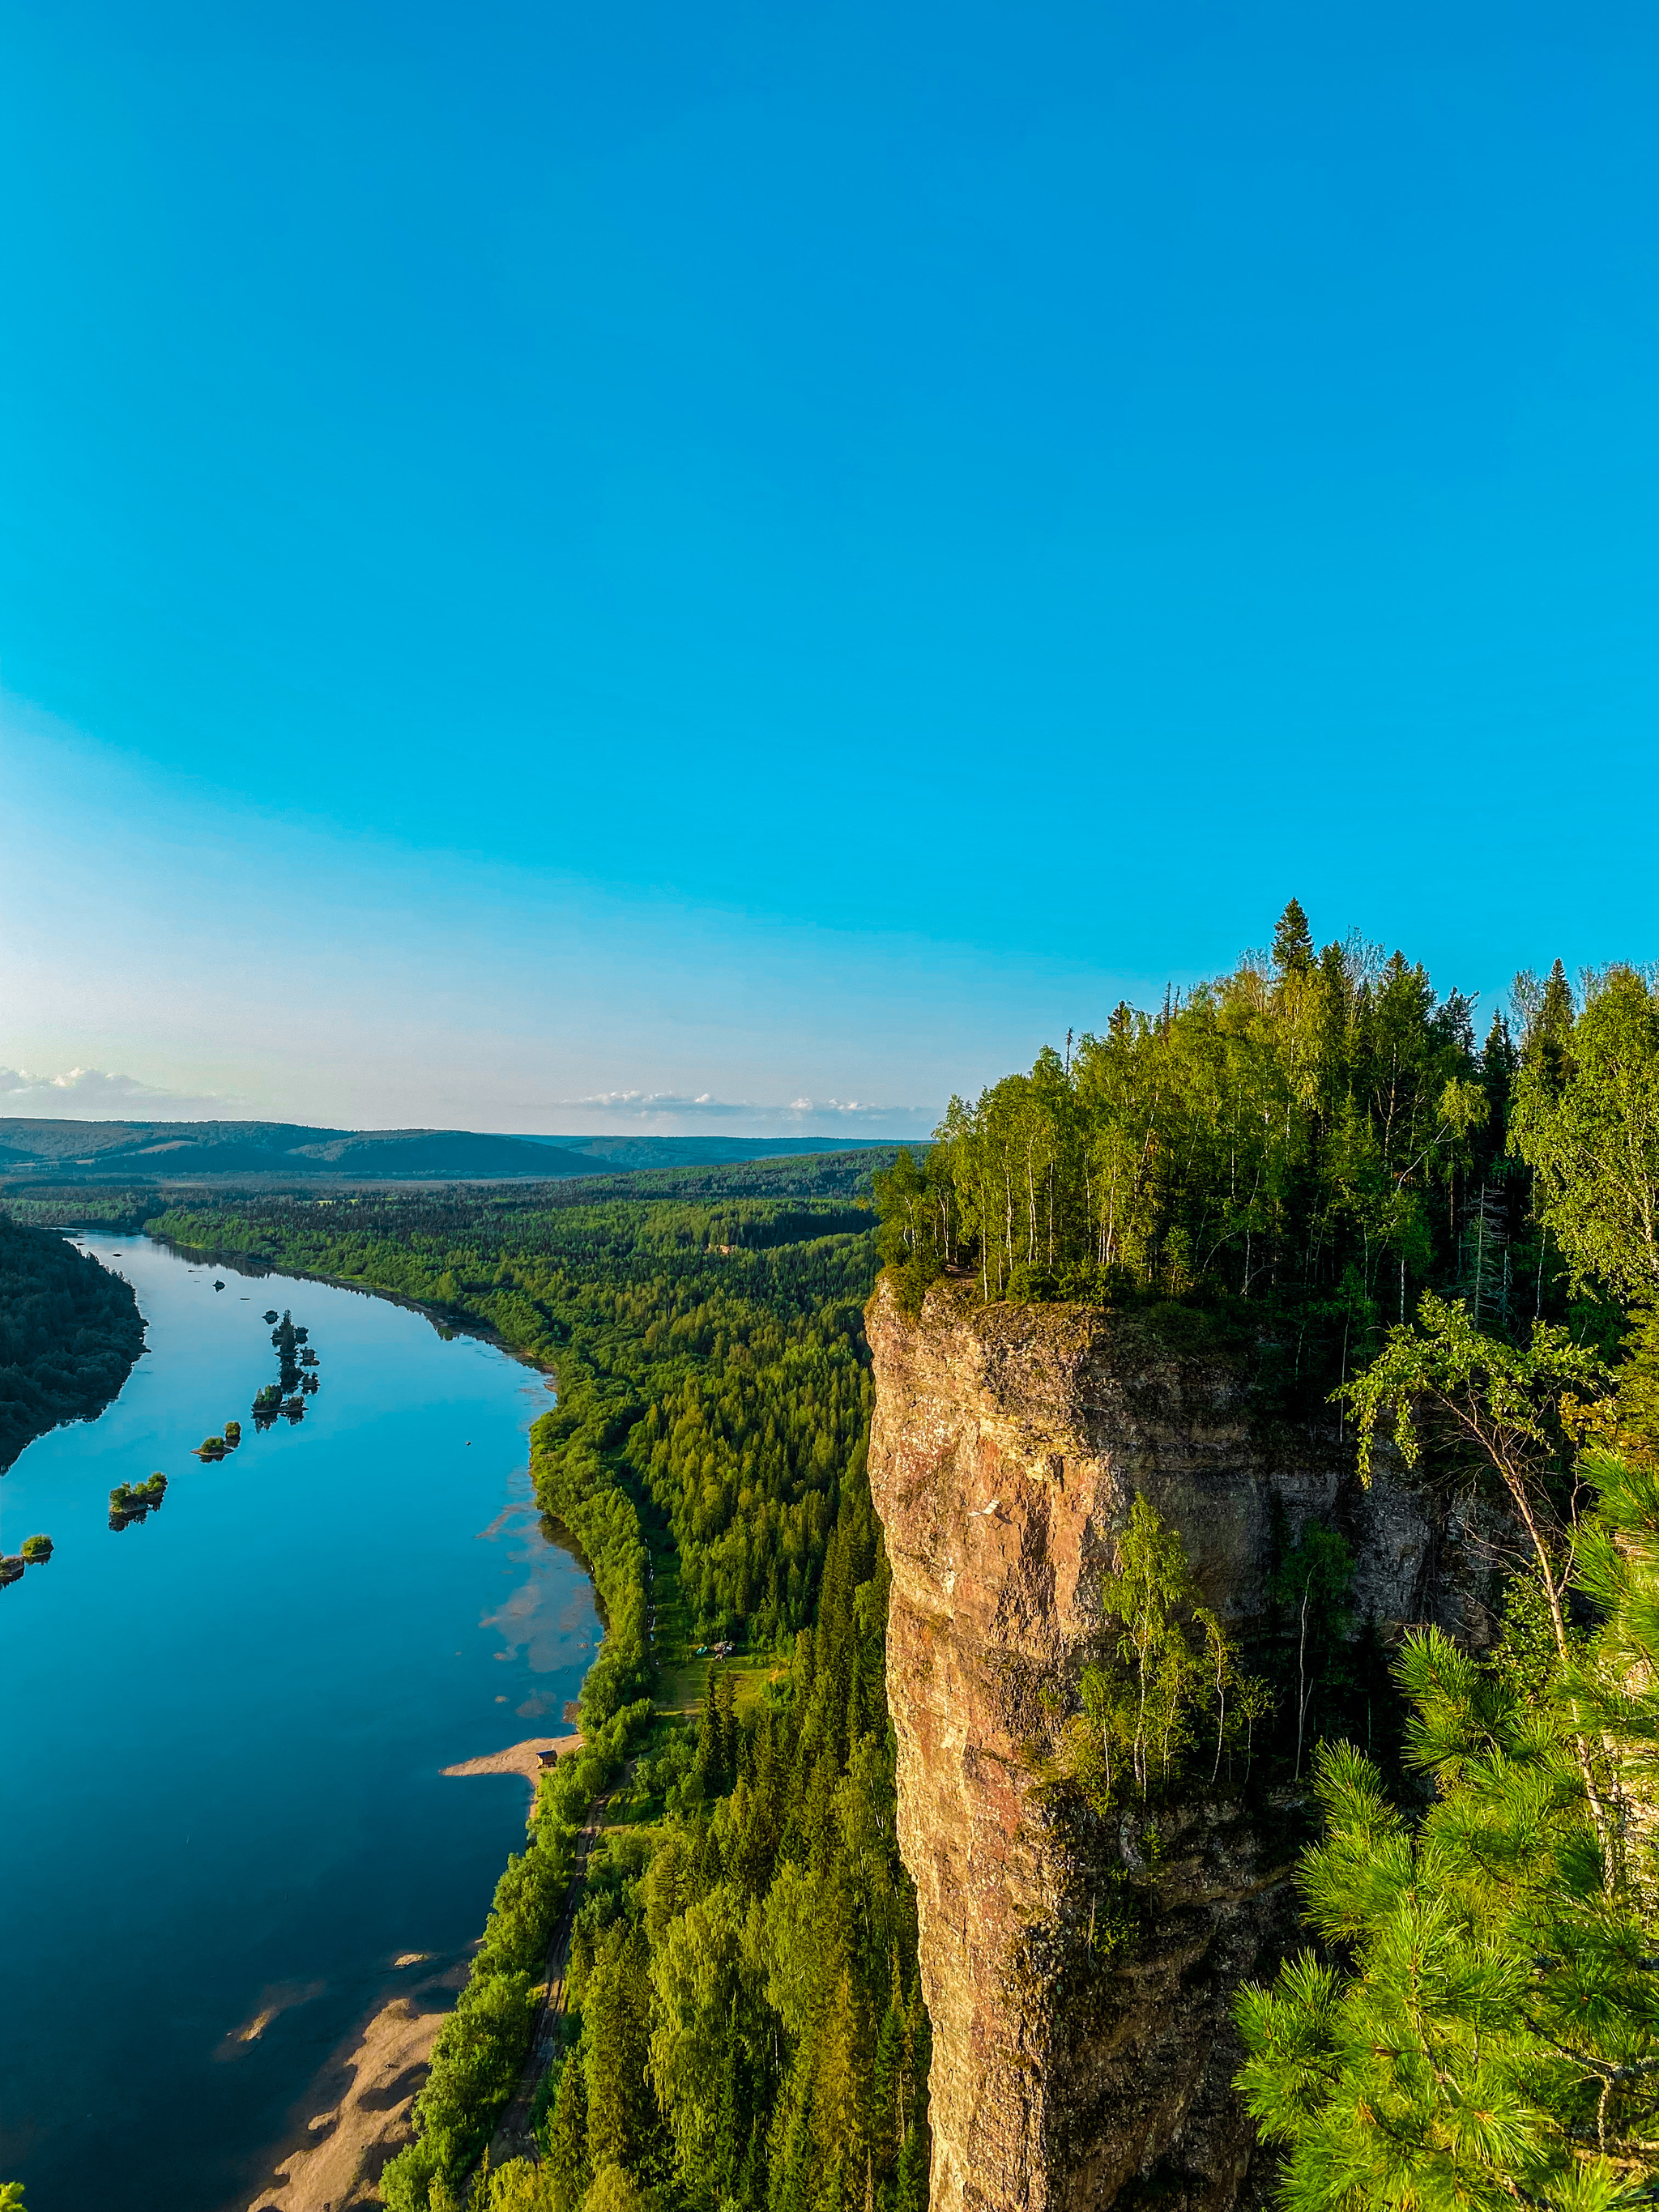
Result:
[0, 1216, 144, 1471]
[130, 1178, 926, 2212]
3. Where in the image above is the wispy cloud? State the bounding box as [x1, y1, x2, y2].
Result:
[547, 1091, 936, 1137]
[0, 1067, 244, 1119]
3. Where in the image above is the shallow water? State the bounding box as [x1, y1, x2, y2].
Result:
[0, 1234, 599, 2210]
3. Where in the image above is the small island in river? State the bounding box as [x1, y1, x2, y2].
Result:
[109, 1473, 168, 1528]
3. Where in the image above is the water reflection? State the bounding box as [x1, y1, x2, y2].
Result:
[479, 1510, 597, 1686]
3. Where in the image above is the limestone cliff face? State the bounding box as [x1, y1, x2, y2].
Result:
[866, 1276, 1470, 2212]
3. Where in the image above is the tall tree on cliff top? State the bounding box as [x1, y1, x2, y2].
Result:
[884, 904, 1496, 1334]
[1273, 897, 1316, 978]
[1238, 992, 1659, 2212]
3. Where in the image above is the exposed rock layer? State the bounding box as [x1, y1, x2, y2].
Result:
[866, 1277, 1469, 2212]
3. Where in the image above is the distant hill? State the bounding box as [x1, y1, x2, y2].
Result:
[0, 1119, 919, 1185]
[0, 1119, 596, 1182]
[525, 1133, 902, 1169]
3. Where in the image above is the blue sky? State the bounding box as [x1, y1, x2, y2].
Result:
[4, 0, 1657, 1133]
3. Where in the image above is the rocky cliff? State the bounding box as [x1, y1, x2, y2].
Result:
[866, 1276, 1479, 2212]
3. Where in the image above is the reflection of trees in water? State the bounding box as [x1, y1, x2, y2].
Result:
[94, 1308, 327, 1551]
[249, 1311, 320, 1428]
[271, 1309, 310, 1396]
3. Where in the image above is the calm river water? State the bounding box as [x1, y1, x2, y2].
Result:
[0, 1234, 599, 2210]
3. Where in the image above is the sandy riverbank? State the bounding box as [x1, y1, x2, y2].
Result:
[242, 1739, 582, 2207]
[244, 1974, 459, 2212]
[441, 1733, 583, 1807]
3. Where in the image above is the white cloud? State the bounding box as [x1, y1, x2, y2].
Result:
[0, 1067, 245, 1119]
[545, 1090, 935, 1136]
[0, 1068, 936, 1140]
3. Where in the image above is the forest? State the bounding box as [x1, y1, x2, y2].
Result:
[0, 1215, 145, 1469]
[874, 902, 1647, 1391]
[136, 1175, 924, 2212]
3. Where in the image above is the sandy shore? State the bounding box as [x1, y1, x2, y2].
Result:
[239, 1739, 586, 2207]
[441, 1733, 583, 1806]
[240, 1740, 582, 2208]
[244, 1984, 455, 2212]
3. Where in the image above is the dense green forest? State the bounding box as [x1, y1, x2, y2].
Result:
[0, 1189, 158, 1232]
[130, 1178, 925, 2212]
[875, 902, 1643, 1394]
[0, 1217, 145, 1471]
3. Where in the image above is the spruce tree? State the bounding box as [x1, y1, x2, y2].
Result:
[1274, 898, 1316, 977]
[1480, 1011, 1517, 1134]
[1236, 1451, 1659, 2212]
[544, 2054, 591, 2212]
[584, 1924, 659, 2176]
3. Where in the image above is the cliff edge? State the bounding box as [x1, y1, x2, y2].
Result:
[866, 1275, 1465, 2212]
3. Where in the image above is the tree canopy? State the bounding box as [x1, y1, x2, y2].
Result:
[0, 1217, 144, 1471]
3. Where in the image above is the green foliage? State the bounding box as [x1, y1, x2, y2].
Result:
[516, 1477, 925, 2212]
[379, 1701, 657, 2212]
[1236, 1452, 1659, 2212]
[0, 1190, 156, 1232]
[1272, 1525, 1354, 1779]
[1337, 1291, 1610, 1669]
[0, 1217, 144, 1468]
[871, 1149, 952, 1314]
[884, 914, 1492, 1348]
[1511, 965, 1659, 1301]
[486, 2158, 556, 2210]
[109, 1473, 167, 1516]
[1056, 1496, 1266, 1809]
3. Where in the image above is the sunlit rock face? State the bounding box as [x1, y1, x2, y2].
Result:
[866, 1276, 1469, 2212]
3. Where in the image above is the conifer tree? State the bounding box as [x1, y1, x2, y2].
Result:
[1235, 1454, 1659, 2212]
[584, 1924, 658, 2176]
[1480, 1011, 1517, 1133]
[1274, 898, 1316, 977]
[543, 2056, 591, 2212]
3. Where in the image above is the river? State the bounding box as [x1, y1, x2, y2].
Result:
[0, 1233, 599, 2210]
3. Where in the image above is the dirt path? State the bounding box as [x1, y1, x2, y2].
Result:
[484, 1762, 636, 2169]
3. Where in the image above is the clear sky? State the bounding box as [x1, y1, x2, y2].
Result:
[4, 0, 1657, 1135]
